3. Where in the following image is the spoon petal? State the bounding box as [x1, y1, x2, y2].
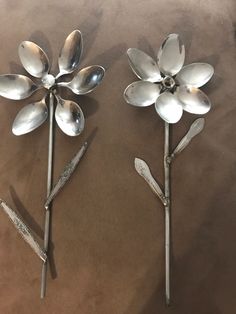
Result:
[57, 30, 83, 78]
[175, 85, 211, 114]
[157, 33, 185, 76]
[127, 48, 162, 82]
[55, 96, 85, 136]
[176, 63, 214, 88]
[12, 97, 48, 135]
[0, 74, 39, 100]
[59, 65, 105, 95]
[155, 91, 183, 123]
[124, 81, 161, 107]
[18, 41, 50, 78]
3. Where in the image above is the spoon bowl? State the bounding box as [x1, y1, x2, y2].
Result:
[157, 33, 185, 76]
[12, 97, 48, 135]
[176, 85, 211, 114]
[56, 30, 83, 79]
[127, 48, 162, 82]
[57, 65, 105, 95]
[18, 41, 50, 78]
[55, 95, 84, 136]
[0, 74, 40, 100]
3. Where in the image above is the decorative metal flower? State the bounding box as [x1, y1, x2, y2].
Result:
[124, 33, 214, 123]
[0, 30, 105, 298]
[123, 34, 215, 305]
[0, 30, 105, 136]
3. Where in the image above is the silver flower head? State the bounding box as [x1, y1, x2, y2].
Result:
[0, 30, 105, 136]
[124, 34, 214, 123]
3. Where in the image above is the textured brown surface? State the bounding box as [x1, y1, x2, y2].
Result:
[0, 0, 235, 313]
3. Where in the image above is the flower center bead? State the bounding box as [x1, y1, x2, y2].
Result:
[162, 76, 175, 90]
[42, 74, 56, 89]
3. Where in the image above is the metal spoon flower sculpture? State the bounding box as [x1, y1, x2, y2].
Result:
[124, 34, 214, 305]
[0, 30, 105, 298]
[0, 30, 104, 136]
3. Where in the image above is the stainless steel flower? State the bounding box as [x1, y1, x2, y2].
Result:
[124, 34, 214, 123]
[0, 30, 105, 136]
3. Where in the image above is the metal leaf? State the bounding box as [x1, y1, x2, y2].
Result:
[45, 141, 88, 208]
[171, 118, 205, 159]
[134, 158, 167, 206]
[0, 199, 46, 262]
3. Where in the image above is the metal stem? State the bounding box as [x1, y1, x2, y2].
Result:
[164, 122, 170, 306]
[40, 92, 54, 298]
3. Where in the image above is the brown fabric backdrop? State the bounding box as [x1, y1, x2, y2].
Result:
[0, 0, 235, 313]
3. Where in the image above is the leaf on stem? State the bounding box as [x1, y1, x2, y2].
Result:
[0, 199, 47, 262]
[170, 118, 205, 160]
[134, 158, 167, 206]
[45, 141, 88, 208]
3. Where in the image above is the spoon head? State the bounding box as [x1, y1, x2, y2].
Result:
[176, 85, 211, 114]
[124, 81, 161, 107]
[68, 65, 105, 95]
[55, 97, 84, 136]
[157, 33, 185, 76]
[58, 30, 83, 76]
[127, 48, 162, 82]
[176, 63, 214, 88]
[12, 99, 48, 135]
[18, 41, 50, 78]
[155, 91, 183, 123]
[0, 74, 38, 100]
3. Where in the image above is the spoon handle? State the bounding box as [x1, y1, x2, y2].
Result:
[45, 141, 88, 208]
[0, 199, 46, 262]
[56, 81, 68, 88]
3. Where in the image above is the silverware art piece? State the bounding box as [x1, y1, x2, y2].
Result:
[0, 30, 105, 298]
[124, 33, 214, 305]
